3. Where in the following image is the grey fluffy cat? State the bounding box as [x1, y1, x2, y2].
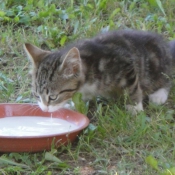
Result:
[24, 30, 174, 114]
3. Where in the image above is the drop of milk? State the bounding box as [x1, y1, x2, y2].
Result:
[0, 116, 78, 137]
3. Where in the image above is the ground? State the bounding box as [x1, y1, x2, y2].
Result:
[1, 0, 175, 175]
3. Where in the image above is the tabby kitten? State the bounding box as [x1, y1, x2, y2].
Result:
[24, 30, 173, 114]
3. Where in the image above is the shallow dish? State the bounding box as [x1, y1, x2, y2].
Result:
[0, 103, 89, 152]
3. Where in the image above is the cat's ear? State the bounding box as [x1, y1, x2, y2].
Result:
[61, 47, 82, 77]
[23, 43, 50, 67]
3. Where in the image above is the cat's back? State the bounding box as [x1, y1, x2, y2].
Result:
[76, 30, 172, 94]
[93, 30, 165, 46]
[77, 30, 169, 59]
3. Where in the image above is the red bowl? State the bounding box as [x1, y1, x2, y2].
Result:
[0, 103, 89, 152]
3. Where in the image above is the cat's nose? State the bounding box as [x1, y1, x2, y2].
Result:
[42, 106, 49, 112]
[38, 101, 49, 112]
[42, 108, 48, 112]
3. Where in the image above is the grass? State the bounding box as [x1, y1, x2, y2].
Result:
[1, 0, 175, 174]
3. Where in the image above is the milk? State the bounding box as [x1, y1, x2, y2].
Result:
[0, 116, 78, 137]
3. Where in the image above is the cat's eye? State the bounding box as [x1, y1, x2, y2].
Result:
[49, 95, 58, 101]
[59, 88, 77, 94]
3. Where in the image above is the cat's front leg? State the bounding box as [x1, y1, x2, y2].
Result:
[125, 102, 143, 115]
[125, 79, 144, 115]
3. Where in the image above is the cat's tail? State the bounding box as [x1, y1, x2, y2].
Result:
[169, 40, 175, 66]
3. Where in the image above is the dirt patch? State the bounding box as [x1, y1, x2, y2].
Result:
[79, 166, 95, 175]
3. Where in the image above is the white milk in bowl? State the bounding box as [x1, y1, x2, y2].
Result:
[0, 116, 78, 137]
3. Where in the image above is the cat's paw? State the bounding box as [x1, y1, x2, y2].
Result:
[126, 102, 143, 115]
[149, 88, 168, 105]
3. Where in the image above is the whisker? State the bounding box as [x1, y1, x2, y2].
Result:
[16, 103, 39, 116]
[29, 105, 40, 115]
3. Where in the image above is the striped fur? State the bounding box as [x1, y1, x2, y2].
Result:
[24, 30, 173, 113]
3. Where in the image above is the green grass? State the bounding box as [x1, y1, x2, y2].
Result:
[1, 0, 175, 174]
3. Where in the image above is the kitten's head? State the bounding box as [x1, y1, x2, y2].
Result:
[24, 43, 83, 112]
